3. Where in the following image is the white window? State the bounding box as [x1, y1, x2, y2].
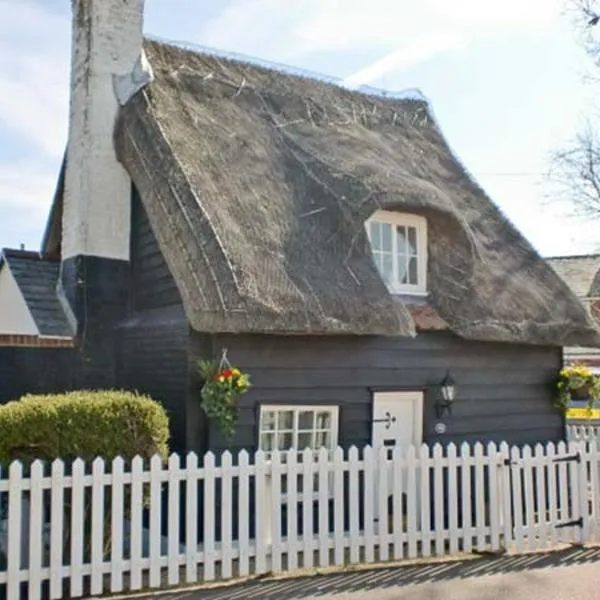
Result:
[258, 406, 339, 455]
[366, 211, 427, 295]
[258, 405, 339, 499]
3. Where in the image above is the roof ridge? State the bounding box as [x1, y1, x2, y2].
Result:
[546, 253, 600, 260]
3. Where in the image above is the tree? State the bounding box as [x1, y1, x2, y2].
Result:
[551, 0, 600, 217]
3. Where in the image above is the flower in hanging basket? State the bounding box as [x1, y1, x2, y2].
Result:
[555, 364, 600, 414]
[198, 359, 251, 439]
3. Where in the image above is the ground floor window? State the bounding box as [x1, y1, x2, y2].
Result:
[258, 405, 339, 498]
[258, 405, 339, 455]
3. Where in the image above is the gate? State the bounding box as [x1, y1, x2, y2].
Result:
[501, 441, 592, 552]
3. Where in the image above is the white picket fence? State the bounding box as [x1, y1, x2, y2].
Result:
[0, 440, 599, 599]
[566, 423, 600, 442]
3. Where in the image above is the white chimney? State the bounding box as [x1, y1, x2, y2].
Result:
[62, 0, 147, 262]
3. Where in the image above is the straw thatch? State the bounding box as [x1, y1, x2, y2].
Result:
[114, 40, 600, 346]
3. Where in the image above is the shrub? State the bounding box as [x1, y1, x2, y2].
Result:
[0, 390, 169, 465]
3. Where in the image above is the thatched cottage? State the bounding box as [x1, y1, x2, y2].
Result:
[1, 0, 598, 456]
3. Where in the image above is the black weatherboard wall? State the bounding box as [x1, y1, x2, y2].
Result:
[115, 189, 195, 454]
[196, 332, 563, 454]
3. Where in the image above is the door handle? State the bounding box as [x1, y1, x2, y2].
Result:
[372, 411, 397, 429]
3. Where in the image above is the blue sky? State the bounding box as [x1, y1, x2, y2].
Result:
[0, 0, 597, 256]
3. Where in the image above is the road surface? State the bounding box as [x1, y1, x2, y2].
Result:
[128, 546, 600, 600]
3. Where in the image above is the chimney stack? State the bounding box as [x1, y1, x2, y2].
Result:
[62, 0, 146, 263]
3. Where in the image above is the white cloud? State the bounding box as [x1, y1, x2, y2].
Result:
[0, 162, 57, 213]
[343, 32, 467, 87]
[201, 0, 566, 64]
[0, 1, 69, 159]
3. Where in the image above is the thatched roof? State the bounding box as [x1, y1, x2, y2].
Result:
[113, 39, 600, 346]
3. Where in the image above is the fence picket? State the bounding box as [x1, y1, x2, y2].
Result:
[168, 454, 181, 586]
[237, 451, 251, 577]
[447, 444, 459, 554]
[419, 445, 431, 558]
[377, 445, 389, 561]
[546, 442, 558, 548]
[348, 446, 360, 564]
[110, 457, 125, 594]
[185, 453, 199, 584]
[568, 441, 583, 545]
[510, 447, 524, 553]
[363, 446, 375, 563]
[69, 459, 85, 597]
[486, 442, 501, 552]
[392, 445, 404, 560]
[406, 446, 418, 559]
[49, 459, 65, 599]
[149, 455, 163, 589]
[6, 461, 23, 600]
[588, 440, 599, 542]
[27, 460, 44, 600]
[557, 441, 569, 543]
[90, 458, 105, 596]
[129, 456, 144, 591]
[301, 448, 314, 569]
[203, 452, 216, 580]
[285, 451, 298, 571]
[521, 445, 537, 551]
[460, 443, 472, 553]
[318, 447, 330, 568]
[220, 452, 234, 579]
[533, 444, 548, 549]
[433, 444, 444, 556]
[270, 450, 283, 574]
[473, 443, 486, 552]
[333, 447, 345, 566]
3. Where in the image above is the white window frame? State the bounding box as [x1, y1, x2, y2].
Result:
[258, 405, 339, 455]
[366, 210, 428, 295]
[258, 405, 339, 501]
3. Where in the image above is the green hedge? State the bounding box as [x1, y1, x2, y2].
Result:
[0, 390, 170, 465]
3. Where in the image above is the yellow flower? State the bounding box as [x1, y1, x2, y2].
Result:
[218, 376, 225, 383]
[232, 368, 240, 377]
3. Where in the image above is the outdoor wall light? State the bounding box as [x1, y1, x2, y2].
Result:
[436, 370, 457, 419]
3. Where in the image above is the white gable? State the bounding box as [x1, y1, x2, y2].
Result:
[0, 264, 38, 335]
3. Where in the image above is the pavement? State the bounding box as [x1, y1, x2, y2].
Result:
[117, 545, 600, 600]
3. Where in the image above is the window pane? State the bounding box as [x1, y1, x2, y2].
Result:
[260, 433, 275, 452]
[261, 411, 276, 432]
[397, 255, 409, 284]
[407, 226, 417, 255]
[278, 410, 294, 430]
[381, 253, 393, 285]
[298, 411, 314, 430]
[408, 256, 418, 285]
[369, 222, 381, 250]
[315, 411, 331, 429]
[277, 431, 294, 450]
[315, 431, 331, 448]
[381, 223, 392, 252]
[396, 225, 407, 255]
[298, 432, 313, 450]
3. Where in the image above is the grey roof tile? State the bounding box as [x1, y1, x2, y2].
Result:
[2, 249, 73, 338]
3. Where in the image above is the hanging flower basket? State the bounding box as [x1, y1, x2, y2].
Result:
[555, 364, 600, 414]
[198, 350, 251, 439]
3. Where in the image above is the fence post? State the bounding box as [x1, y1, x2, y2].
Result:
[576, 440, 591, 545]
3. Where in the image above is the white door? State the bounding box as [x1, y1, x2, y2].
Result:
[372, 391, 424, 526]
[372, 391, 423, 451]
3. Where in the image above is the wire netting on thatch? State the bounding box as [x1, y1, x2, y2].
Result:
[114, 39, 600, 347]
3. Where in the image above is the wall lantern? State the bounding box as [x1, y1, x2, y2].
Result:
[436, 370, 457, 419]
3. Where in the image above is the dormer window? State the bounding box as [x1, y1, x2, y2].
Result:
[367, 211, 428, 295]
